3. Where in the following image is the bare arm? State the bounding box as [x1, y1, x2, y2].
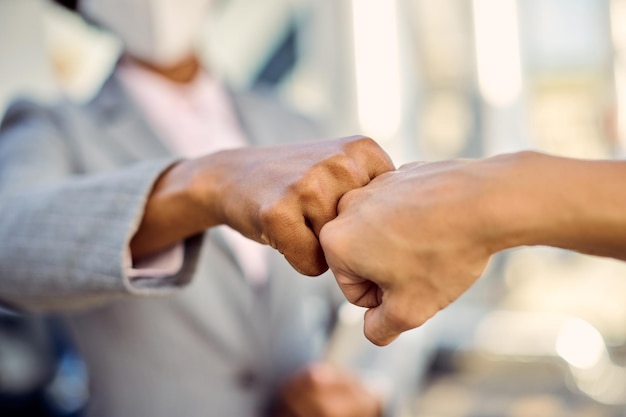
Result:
[491, 152, 626, 259]
[320, 151, 626, 345]
[130, 135, 394, 276]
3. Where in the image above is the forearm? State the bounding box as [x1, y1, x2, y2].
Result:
[487, 152, 626, 260]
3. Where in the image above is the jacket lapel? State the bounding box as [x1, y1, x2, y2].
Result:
[87, 74, 173, 160]
[89, 74, 252, 281]
[88, 78, 285, 286]
[228, 88, 283, 148]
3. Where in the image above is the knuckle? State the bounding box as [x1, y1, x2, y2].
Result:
[336, 188, 359, 212]
[356, 135, 378, 149]
[319, 223, 352, 255]
[318, 225, 337, 252]
[345, 136, 394, 171]
[258, 205, 299, 255]
[304, 156, 365, 195]
[343, 134, 374, 145]
[294, 173, 326, 207]
[346, 135, 380, 154]
[327, 156, 364, 186]
[258, 202, 291, 231]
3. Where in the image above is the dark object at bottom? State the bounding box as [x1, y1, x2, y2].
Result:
[0, 313, 88, 417]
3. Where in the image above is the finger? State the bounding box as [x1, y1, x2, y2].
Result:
[303, 137, 392, 235]
[259, 201, 328, 276]
[296, 156, 363, 238]
[319, 222, 373, 304]
[335, 187, 364, 215]
[302, 191, 341, 239]
[363, 301, 412, 346]
[335, 168, 398, 215]
[332, 270, 382, 308]
[306, 212, 334, 240]
[318, 222, 350, 275]
[277, 224, 328, 276]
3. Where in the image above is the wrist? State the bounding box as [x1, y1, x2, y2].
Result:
[180, 154, 227, 229]
[130, 159, 212, 259]
[481, 151, 626, 259]
[526, 155, 626, 258]
[479, 151, 562, 253]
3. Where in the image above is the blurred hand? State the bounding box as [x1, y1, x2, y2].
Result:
[195, 135, 394, 276]
[275, 363, 382, 417]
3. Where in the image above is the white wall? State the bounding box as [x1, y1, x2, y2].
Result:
[0, 0, 59, 117]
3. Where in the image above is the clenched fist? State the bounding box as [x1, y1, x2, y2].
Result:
[131, 135, 394, 276]
[321, 151, 626, 345]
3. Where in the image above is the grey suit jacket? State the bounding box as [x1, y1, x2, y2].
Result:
[0, 75, 421, 417]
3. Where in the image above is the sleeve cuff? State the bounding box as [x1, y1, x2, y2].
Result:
[126, 243, 185, 280]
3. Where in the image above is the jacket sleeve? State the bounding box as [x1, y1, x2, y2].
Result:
[0, 100, 203, 312]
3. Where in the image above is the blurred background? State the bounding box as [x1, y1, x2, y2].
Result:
[2, 0, 626, 416]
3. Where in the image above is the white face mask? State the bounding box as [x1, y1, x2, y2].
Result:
[80, 0, 212, 67]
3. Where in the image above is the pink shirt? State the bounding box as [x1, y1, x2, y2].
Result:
[118, 60, 269, 285]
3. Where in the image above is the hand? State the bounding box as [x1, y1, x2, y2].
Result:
[131, 135, 394, 275]
[196, 135, 394, 276]
[275, 363, 382, 417]
[321, 151, 626, 345]
[320, 157, 517, 345]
